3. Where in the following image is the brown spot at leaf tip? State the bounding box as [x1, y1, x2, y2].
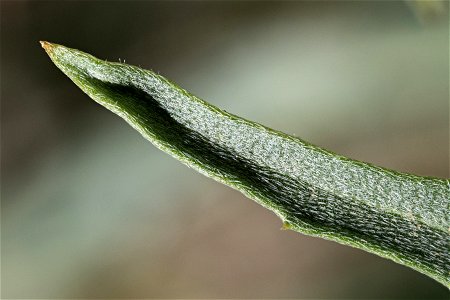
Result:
[40, 41, 54, 52]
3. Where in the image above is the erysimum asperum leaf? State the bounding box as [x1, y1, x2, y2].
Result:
[41, 41, 450, 287]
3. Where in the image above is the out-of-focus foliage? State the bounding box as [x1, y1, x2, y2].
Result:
[407, 0, 448, 23]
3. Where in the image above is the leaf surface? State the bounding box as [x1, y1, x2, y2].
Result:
[42, 41, 450, 287]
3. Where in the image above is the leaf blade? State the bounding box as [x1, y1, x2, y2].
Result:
[42, 42, 450, 287]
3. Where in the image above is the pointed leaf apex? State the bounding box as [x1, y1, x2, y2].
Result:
[40, 41, 54, 53]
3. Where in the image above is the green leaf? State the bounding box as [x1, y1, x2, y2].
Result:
[41, 41, 450, 287]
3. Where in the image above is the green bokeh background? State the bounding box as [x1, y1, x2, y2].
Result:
[1, 1, 449, 298]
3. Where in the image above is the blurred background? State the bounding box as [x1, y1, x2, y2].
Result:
[1, 1, 449, 298]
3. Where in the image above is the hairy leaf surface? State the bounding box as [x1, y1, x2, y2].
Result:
[42, 42, 450, 287]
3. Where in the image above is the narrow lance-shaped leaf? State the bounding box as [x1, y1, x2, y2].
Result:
[41, 41, 450, 287]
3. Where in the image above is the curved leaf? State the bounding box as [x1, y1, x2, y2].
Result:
[41, 41, 450, 287]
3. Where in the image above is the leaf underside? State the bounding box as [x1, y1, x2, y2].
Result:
[42, 42, 450, 287]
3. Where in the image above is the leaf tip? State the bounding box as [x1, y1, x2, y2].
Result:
[40, 41, 54, 53]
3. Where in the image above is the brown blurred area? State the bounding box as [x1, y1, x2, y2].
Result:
[1, 1, 449, 298]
